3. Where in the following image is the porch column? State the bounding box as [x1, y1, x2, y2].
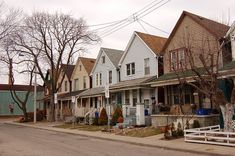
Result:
[130, 90, 133, 107]
[137, 89, 140, 103]
[155, 87, 158, 104]
[100, 96, 103, 108]
[75, 97, 78, 109]
[60, 100, 63, 120]
[81, 98, 83, 107]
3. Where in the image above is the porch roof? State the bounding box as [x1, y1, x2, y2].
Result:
[110, 76, 154, 91]
[219, 61, 235, 78]
[150, 68, 205, 87]
[220, 61, 235, 71]
[78, 87, 104, 98]
[57, 90, 85, 100]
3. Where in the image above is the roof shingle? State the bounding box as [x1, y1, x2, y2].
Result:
[79, 57, 96, 74]
[135, 31, 167, 55]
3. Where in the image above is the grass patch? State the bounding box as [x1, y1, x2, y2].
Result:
[54, 123, 107, 132]
[122, 127, 161, 137]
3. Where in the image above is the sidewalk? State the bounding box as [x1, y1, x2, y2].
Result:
[4, 121, 234, 156]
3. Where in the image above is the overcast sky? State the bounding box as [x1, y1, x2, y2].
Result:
[1, 0, 235, 84]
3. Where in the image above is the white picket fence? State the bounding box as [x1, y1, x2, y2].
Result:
[184, 125, 235, 146]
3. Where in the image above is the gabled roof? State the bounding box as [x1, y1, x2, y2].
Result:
[91, 47, 124, 74]
[61, 64, 75, 80]
[102, 48, 124, 67]
[119, 31, 167, 65]
[161, 11, 230, 53]
[79, 57, 96, 74]
[135, 31, 167, 55]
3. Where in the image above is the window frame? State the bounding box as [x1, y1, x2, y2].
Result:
[170, 47, 186, 71]
[102, 56, 105, 64]
[108, 70, 112, 84]
[126, 62, 135, 76]
[144, 58, 150, 75]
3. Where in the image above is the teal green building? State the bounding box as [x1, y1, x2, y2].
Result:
[0, 84, 44, 116]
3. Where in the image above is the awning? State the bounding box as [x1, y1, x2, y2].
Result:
[57, 90, 85, 100]
[149, 68, 205, 87]
[109, 76, 154, 91]
[78, 87, 104, 98]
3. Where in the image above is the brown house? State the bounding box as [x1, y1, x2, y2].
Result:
[150, 11, 230, 109]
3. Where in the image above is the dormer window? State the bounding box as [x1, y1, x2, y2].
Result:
[170, 48, 186, 71]
[79, 65, 82, 71]
[102, 56, 105, 64]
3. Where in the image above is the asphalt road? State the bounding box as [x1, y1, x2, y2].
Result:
[0, 123, 209, 156]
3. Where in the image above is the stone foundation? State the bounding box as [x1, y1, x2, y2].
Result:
[151, 114, 220, 128]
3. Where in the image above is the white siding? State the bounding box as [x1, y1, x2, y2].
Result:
[120, 35, 158, 81]
[92, 51, 118, 87]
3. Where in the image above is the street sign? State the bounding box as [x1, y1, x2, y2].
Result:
[54, 93, 58, 104]
[105, 84, 109, 98]
[72, 96, 76, 103]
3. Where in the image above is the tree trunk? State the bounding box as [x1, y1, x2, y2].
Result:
[22, 104, 28, 122]
[48, 96, 55, 122]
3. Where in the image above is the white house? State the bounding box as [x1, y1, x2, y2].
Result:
[79, 47, 124, 113]
[110, 31, 167, 117]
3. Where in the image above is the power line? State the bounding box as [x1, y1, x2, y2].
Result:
[140, 19, 169, 34]
[100, 0, 171, 38]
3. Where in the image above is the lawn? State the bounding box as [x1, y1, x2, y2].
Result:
[118, 127, 162, 137]
[54, 123, 108, 132]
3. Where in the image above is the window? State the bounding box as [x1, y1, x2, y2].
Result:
[99, 73, 102, 85]
[96, 73, 99, 86]
[109, 70, 112, 84]
[83, 76, 87, 89]
[132, 89, 137, 107]
[79, 65, 82, 71]
[126, 62, 135, 75]
[64, 81, 68, 92]
[74, 79, 79, 91]
[125, 90, 130, 104]
[170, 48, 186, 71]
[102, 56, 105, 64]
[144, 58, 150, 75]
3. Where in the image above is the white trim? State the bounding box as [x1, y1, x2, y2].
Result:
[118, 32, 157, 66]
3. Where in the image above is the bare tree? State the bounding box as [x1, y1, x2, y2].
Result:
[172, 29, 231, 109]
[7, 12, 100, 122]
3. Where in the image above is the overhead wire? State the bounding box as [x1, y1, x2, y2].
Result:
[100, 0, 171, 38]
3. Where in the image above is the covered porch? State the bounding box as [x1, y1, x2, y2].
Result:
[150, 71, 220, 128]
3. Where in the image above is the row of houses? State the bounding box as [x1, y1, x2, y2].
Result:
[45, 11, 235, 126]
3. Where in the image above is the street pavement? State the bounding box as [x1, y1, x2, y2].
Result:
[0, 118, 234, 156]
[0, 123, 208, 156]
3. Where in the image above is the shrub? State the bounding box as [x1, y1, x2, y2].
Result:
[98, 108, 108, 125]
[117, 116, 124, 123]
[177, 122, 184, 136]
[111, 106, 123, 125]
[93, 117, 99, 125]
[27, 110, 44, 122]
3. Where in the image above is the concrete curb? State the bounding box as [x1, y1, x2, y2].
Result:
[4, 122, 233, 156]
